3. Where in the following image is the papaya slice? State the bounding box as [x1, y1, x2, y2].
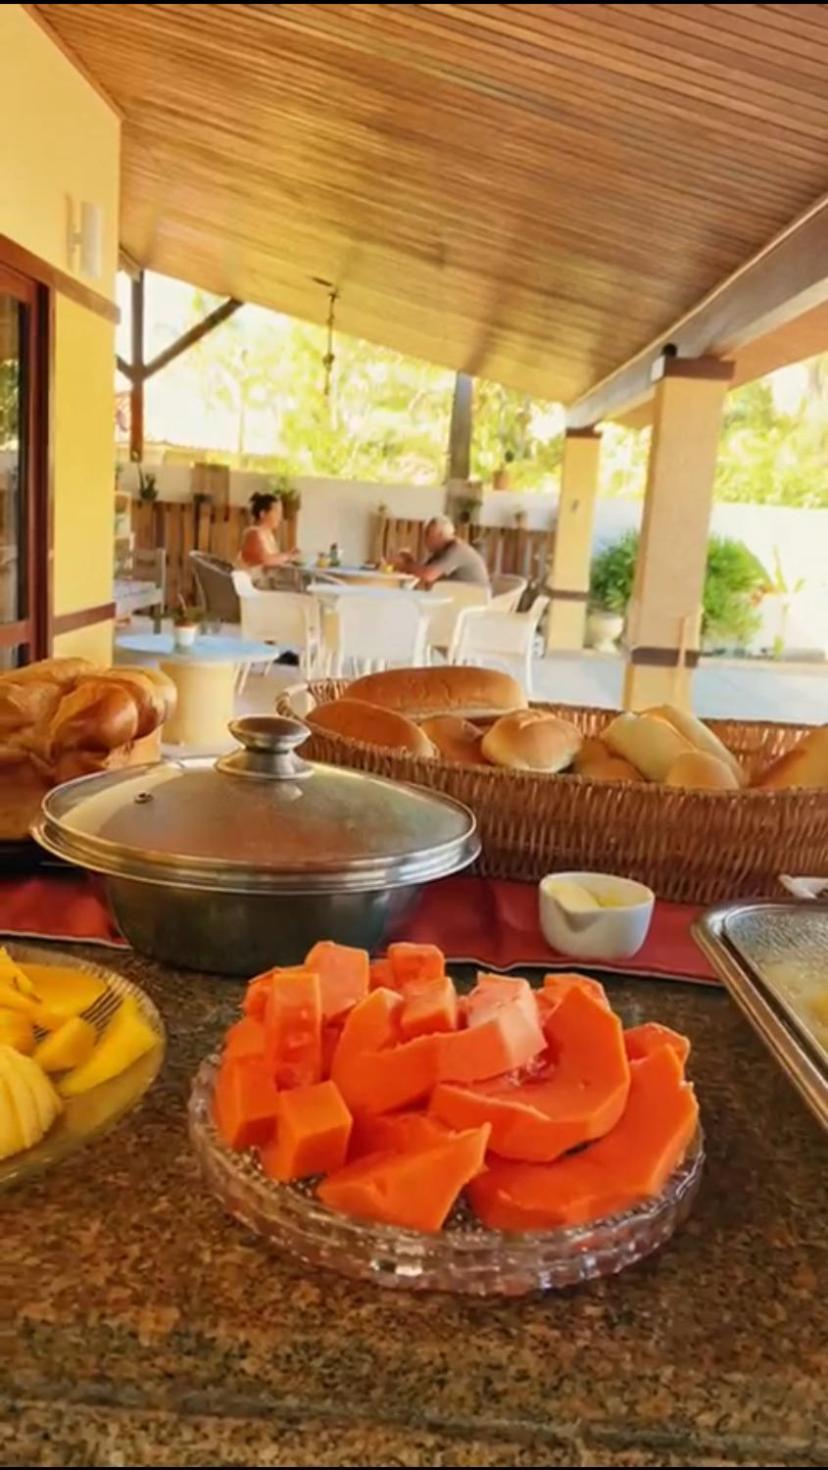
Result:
[259, 1079, 352, 1182]
[431, 985, 629, 1161]
[369, 958, 394, 990]
[330, 988, 438, 1115]
[213, 1056, 280, 1151]
[243, 971, 275, 1020]
[263, 969, 322, 1089]
[304, 941, 369, 1021]
[224, 1016, 266, 1063]
[624, 1021, 690, 1067]
[320, 1022, 342, 1079]
[399, 975, 458, 1040]
[435, 974, 545, 1084]
[468, 1045, 698, 1231]
[387, 942, 445, 990]
[318, 1123, 491, 1233]
[349, 1110, 453, 1160]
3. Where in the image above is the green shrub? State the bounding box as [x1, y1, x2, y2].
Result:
[588, 531, 768, 648]
[588, 531, 639, 614]
[702, 535, 768, 649]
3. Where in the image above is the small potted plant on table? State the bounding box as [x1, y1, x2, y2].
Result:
[173, 599, 202, 651]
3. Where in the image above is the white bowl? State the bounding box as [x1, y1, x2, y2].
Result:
[539, 871, 655, 962]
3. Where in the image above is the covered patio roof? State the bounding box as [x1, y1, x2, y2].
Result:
[33, 3, 828, 416]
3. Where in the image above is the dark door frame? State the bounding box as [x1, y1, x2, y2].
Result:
[0, 251, 52, 663]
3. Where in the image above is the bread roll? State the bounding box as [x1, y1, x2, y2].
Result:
[755, 726, 828, 791]
[665, 750, 740, 791]
[572, 736, 612, 775]
[604, 712, 694, 782]
[0, 680, 62, 737]
[346, 666, 527, 720]
[579, 755, 645, 784]
[49, 681, 140, 754]
[4, 657, 98, 690]
[646, 703, 744, 785]
[131, 665, 178, 721]
[308, 699, 436, 758]
[481, 709, 581, 772]
[88, 669, 168, 738]
[419, 715, 487, 765]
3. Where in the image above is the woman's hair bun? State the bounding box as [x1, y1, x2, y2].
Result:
[249, 491, 279, 520]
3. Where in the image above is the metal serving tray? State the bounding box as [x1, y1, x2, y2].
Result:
[694, 902, 828, 1133]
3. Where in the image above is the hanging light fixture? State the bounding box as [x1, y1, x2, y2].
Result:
[312, 276, 340, 400]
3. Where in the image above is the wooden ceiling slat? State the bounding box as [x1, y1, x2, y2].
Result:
[34, 2, 828, 402]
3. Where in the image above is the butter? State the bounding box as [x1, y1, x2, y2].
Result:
[545, 879, 600, 914]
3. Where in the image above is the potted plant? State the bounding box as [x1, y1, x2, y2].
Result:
[173, 600, 202, 651]
[587, 531, 638, 651]
[137, 466, 158, 503]
[701, 537, 768, 654]
[271, 468, 301, 519]
[493, 449, 515, 491]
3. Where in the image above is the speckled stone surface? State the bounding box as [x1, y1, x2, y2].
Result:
[1, 951, 827, 1469]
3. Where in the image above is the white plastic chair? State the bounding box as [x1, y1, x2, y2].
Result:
[422, 583, 490, 662]
[232, 571, 322, 689]
[449, 596, 550, 697]
[331, 593, 429, 676]
[490, 574, 527, 612]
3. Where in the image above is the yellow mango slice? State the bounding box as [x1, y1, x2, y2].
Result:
[0, 1010, 35, 1054]
[59, 996, 158, 1097]
[0, 948, 38, 997]
[2, 1046, 61, 1137]
[34, 1017, 97, 1074]
[0, 1074, 27, 1160]
[0, 1044, 42, 1147]
[0, 982, 38, 1017]
[23, 965, 105, 1022]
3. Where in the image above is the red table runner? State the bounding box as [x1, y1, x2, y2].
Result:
[0, 873, 716, 984]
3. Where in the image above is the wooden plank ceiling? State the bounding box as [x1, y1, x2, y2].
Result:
[34, 3, 828, 404]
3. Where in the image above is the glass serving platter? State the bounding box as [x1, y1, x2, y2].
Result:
[189, 1055, 703, 1296]
[0, 943, 165, 1190]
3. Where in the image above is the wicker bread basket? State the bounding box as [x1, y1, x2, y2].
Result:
[277, 680, 828, 905]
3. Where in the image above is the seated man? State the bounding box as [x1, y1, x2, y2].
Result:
[395, 515, 490, 589]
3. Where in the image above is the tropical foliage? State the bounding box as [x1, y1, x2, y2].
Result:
[116, 273, 828, 506]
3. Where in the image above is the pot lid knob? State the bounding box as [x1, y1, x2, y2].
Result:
[215, 715, 313, 781]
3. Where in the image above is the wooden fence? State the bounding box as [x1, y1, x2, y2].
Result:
[374, 516, 554, 590]
[130, 500, 297, 612]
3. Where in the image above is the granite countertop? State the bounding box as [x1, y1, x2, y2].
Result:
[1, 951, 827, 1469]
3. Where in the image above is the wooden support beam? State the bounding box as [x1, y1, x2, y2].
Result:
[143, 297, 242, 380]
[545, 428, 601, 652]
[447, 372, 473, 483]
[129, 270, 145, 461]
[567, 197, 828, 429]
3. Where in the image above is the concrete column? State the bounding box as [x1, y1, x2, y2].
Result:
[546, 427, 601, 651]
[623, 357, 733, 710]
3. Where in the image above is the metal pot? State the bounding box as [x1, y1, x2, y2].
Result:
[33, 716, 480, 976]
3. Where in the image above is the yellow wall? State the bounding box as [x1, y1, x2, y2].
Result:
[0, 6, 120, 661]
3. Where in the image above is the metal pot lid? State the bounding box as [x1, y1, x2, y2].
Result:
[33, 716, 480, 895]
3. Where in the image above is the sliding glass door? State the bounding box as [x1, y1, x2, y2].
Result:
[0, 260, 48, 667]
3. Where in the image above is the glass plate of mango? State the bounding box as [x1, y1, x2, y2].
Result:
[0, 944, 164, 1188]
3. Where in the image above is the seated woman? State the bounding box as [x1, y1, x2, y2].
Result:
[237, 492, 297, 578]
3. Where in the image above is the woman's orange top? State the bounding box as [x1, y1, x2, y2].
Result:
[238, 526, 279, 568]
